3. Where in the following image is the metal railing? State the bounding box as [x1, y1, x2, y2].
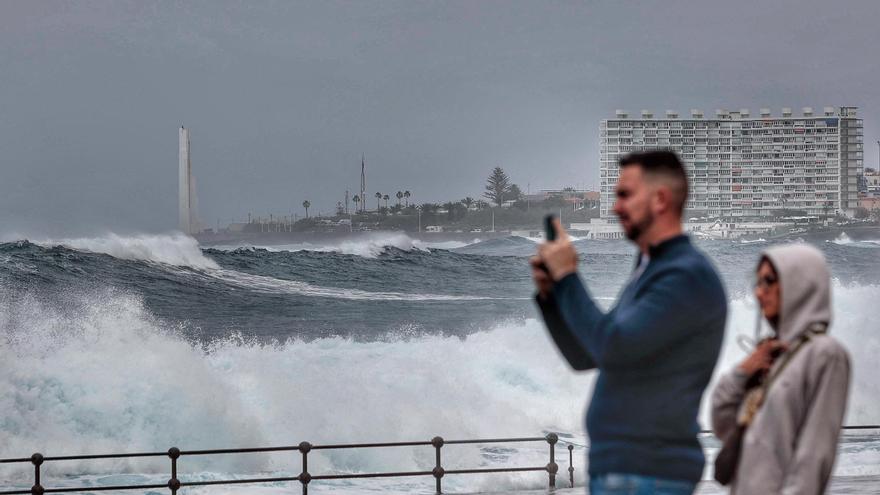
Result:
[698, 424, 880, 435]
[0, 433, 567, 495]
[2, 425, 876, 494]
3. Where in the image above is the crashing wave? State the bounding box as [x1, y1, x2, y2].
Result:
[211, 233, 479, 259]
[208, 268, 511, 301]
[828, 233, 880, 249]
[1, 283, 877, 484]
[32, 233, 219, 269]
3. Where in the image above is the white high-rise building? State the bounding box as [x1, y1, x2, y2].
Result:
[599, 107, 864, 219]
[178, 126, 195, 234]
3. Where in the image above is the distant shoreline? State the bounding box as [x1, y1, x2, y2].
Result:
[194, 223, 880, 247]
[194, 229, 513, 247]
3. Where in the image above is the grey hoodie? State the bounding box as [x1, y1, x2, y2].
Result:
[711, 244, 851, 495]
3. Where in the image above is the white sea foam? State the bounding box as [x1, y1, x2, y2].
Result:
[520, 234, 584, 244]
[34, 232, 220, 269]
[0, 289, 589, 492]
[831, 233, 855, 245]
[208, 268, 511, 301]
[213, 233, 479, 258]
[1, 283, 877, 492]
[828, 233, 880, 248]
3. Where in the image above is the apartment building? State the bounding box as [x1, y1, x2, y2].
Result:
[599, 107, 864, 219]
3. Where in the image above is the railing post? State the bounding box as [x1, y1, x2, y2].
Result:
[299, 441, 312, 495]
[545, 433, 558, 489]
[30, 453, 44, 495]
[167, 447, 180, 495]
[431, 436, 444, 494]
[568, 444, 574, 488]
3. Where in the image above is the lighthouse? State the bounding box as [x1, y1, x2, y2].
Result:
[179, 126, 194, 234]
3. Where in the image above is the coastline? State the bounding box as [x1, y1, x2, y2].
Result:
[194, 229, 514, 247]
[193, 224, 880, 247]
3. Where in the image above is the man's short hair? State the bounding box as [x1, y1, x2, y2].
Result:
[619, 150, 689, 214]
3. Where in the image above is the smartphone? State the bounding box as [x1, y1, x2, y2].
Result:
[544, 214, 557, 242]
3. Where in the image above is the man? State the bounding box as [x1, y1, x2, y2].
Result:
[532, 150, 727, 494]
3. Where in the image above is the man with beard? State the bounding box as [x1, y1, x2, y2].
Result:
[532, 150, 726, 495]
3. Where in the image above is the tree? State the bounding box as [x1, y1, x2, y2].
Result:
[302, 200, 311, 219]
[396, 191, 404, 206]
[461, 197, 475, 210]
[484, 167, 511, 206]
[404, 190, 411, 207]
[507, 184, 523, 202]
[443, 201, 467, 221]
[855, 207, 870, 220]
[375, 192, 382, 211]
[383, 194, 390, 209]
[353, 195, 360, 212]
[542, 194, 566, 209]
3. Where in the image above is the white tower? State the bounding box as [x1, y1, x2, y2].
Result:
[360, 154, 366, 213]
[179, 126, 193, 234]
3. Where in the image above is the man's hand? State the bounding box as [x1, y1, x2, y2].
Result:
[537, 218, 579, 282]
[738, 338, 787, 376]
[530, 256, 553, 300]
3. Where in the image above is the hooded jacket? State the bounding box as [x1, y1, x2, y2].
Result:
[711, 244, 851, 495]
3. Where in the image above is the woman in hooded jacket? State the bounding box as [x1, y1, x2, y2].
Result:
[711, 243, 850, 495]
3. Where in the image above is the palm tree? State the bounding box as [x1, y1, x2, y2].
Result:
[375, 192, 382, 211]
[461, 197, 475, 210]
[396, 191, 403, 206]
[419, 202, 439, 214]
[383, 194, 390, 208]
[353, 195, 360, 212]
[302, 200, 311, 219]
[404, 190, 411, 207]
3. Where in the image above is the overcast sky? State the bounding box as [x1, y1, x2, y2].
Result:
[1, 0, 878, 235]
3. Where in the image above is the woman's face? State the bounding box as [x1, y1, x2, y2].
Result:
[755, 260, 781, 324]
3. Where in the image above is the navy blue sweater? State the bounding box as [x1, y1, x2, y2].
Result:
[536, 235, 726, 482]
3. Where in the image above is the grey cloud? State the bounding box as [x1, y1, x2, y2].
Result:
[0, 0, 878, 235]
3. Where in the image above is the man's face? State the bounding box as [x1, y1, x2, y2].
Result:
[613, 165, 654, 242]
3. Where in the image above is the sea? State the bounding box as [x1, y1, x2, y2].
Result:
[1, 231, 878, 494]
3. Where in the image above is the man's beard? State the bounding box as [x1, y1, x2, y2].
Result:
[623, 211, 653, 242]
